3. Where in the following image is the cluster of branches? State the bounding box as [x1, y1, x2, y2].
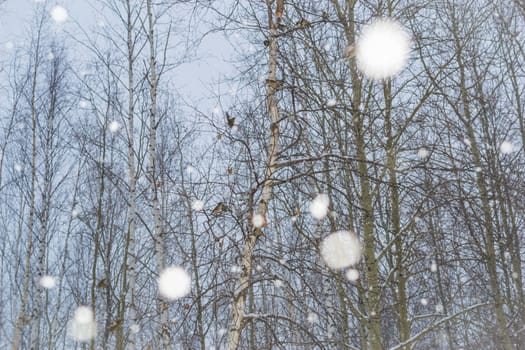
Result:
[0, 0, 524, 349]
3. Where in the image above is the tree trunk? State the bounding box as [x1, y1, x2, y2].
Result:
[226, 1, 282, 348]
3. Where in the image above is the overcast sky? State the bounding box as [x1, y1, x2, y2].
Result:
[0, 0, 237, 111]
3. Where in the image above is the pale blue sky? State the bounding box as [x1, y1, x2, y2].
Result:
[0, 0, 237, 109]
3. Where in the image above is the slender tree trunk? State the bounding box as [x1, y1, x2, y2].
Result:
[90, 98, 110, 350]
[12, 24, 42, 350]
[452, 25, 512, 346]
[384, 80, 410, 348]
[31, 64, 57, 350]
[119, 1, 138, 348]
[226, 1, 282, 348]
[145, 1, 169, 348]
[188, 199, 205, 350]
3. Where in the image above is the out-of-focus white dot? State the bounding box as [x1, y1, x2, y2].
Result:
[158, 266, 191, 301]
[326, 99, 337, 107]
[186, 165, 195, 174]
[47, 52, 55, 60]
[345, 269, 360, 282]
[130, 324, 140, 334]
[191, 200, 204, 211]
[5, 41, 14, 50]
[356, 18, 411, 80]
[500, 141, 514, 154]
[14, 164, 22, 172]
[50, 5, 68, 24]
[512, 272, 519, 279]
[274, 279, 283, 288]
[256, 265, 262, 272]
[417, 148, 429, 159]
[39, 275, 57, 289]
[320, 230, 361, 270]
[463, 138, 471, 146]
[68, 306, 96, 342]
[72, 206, 81, 218]
[309, 194, 330, 220]
[252, 214, 265, 228]
[307, 312, 318, 324]
[420, 298, 428, 306]
[79, 100, 89, 108]
[474, 166, 482, 172]
[323, 43, 331, 51]
[69, 321, 96, 342]
[230, 265, 241, 273]
[75, 306, 94, 324]
[435, 303, 444, 313]
[108, 121, 120, 133]
[430, 262, 437, 272]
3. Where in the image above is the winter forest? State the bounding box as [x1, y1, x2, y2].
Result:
[0, 0, 524, 349]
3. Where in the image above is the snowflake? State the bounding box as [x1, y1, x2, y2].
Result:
[417, 148, 429, 159]
[158, 266, 191, 301]
[68, 306, 96, 342]
[130, 324, 140, 334]
[191, 200, 204, 211]
[50, 6, 68, 24]
[326, 99, 337, 107]
[320, 230, 362, 269]
[309, 194, 330, 220]
[39, 275, 57, 289]
[500, 141, 514, 154]
[307, 312, 319, 324]
[356, 19, 411, 80]
[252, 214, 265, 228]
[345, 269, 360, 282]
[109, 121, 121, 133]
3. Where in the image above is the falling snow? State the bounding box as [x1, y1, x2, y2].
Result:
[320, 230, 362, 270]
[158, 266, 191, 301]
[192, 200, 204, 211]
[108, 121, 121, 133]
[417, 148, 429, 159]
[326, 99, 337, 107]
[39, 275, 57, 289]
[345, 268, 360, 282]
[355, 18, 411, 80]
[0, 2, 519, 348]
[307, 312, 319, 324]
[500, 141, 514, 154]
[252, 213, 265, 228]
[50, 6, 69, 24]
[68, 306, 96, 342]
[130, 324, 140, 334]
[309, 194, 330, 220]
